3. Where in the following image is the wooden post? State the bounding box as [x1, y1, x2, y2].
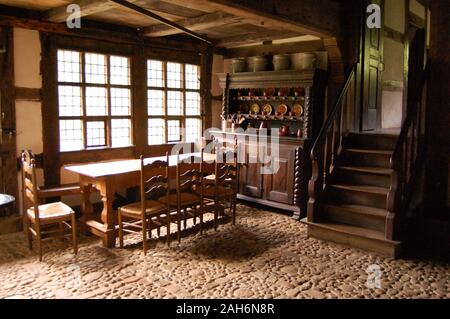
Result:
[0, 26, 18, 214]
[424, 0, 450, 215]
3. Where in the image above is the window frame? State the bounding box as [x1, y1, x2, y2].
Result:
[147, 60, 203, 145]
[56, 49, 134, 152]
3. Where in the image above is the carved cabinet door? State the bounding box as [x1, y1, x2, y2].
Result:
[239, 143, 263, 198]
[263, 145, 295, 205]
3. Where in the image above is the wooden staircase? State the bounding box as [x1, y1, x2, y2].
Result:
[302, 133, 401, 257]
[304, 30, 429, 258]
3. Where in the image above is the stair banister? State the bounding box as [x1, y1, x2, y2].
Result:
[387, 28, 428, 241]
[308, 64, 357, 222]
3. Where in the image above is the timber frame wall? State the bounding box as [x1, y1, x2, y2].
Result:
[40, 33, 212, 188]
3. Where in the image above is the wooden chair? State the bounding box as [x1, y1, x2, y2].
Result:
[20, 150, 82, 200]
[203, 147, 239, 225]
[117, 154, 171, 254]
[22, 156, 77, 262]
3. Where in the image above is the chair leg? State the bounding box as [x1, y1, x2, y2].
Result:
[183, 208, 187, 230]
[177, 208, 181, 244]
[37, 230, 43, 262]
[25, 218, 32, 250]
[71, 214, 78, 255]
[200, 211, 203, 235]
[142, 217, 148, 255]
[232, 198, 237, 226]
[166, 215, 171, 247]
[118, 209, 124, 248]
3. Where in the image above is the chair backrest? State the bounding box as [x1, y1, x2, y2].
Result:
[21, 151, 40, 220]
[176, 152, 203, 197]
[213, 136, 238, 165]
[140, 153, 170, 215]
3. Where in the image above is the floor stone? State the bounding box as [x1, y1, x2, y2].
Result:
[0, 204, 448, 299]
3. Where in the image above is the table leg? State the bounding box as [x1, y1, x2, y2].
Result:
[80, 182, 93, 235]
[99, 182, 116, 248]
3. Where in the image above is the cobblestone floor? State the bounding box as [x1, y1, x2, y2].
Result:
[0, 204, 448, 299]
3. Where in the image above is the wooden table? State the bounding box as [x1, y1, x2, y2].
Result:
[65, 153, 215, 248]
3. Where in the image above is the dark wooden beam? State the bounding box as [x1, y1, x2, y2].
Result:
[217, 30, 302, 47]
[110, 0, 212, 44]
[15, 87, 42, 101]
[162, 0, 341, 38]
[223, 39, 325, 58]
[0, 5, 205, 52]
[144, 11, 241, 37]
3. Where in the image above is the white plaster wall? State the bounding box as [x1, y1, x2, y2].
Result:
[14, 28, 42, 89]
[410, 0, 426, 19]
[211, 55, 224, 130]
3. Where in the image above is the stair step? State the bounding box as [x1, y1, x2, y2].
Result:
[340, 148, 391, 168]
[344, 133, 397, 151]
[338, 166, 392, 175]
[333, 166, 391, 188]
[301, 218, 400, 257]
[330, 184, 388, 195]
[345, 148, 392, 155]
[328, 184, 388, 209]
[322, 203, 387, 232]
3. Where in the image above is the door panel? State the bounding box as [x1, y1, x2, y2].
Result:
[264, 146, 295, 205]
[239, 147, 262, 198]
[362, 0, 383, 131]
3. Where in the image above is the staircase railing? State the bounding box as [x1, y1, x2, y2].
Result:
[387, 29, 428, 241]
[307, 64, 357, 222]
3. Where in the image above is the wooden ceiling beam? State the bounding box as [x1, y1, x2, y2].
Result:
[161, 0, 341, 38]
[144, 11, 241, 37]
[43, 0, 137, 23]
[216, 30, 302, 47]
[223, 39, 325, 58]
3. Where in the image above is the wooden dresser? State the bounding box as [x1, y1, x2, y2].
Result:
[215, 69, 327, 218]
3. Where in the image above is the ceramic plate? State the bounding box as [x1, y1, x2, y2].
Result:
[277, 103, 288, 115]
[292, 103, 304, 116]
[262, 104, 273, 115]
[239, 103, 249, 114]
[250, 103, 260, 114]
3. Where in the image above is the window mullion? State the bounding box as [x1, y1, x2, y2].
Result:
[81, 52, 88, 150]
[164, 61, 168, 144]
[106, 55, 112, 147]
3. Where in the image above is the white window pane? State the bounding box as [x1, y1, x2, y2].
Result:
[58, 85, 82, 116]
[148, 89, 164, 116]
[86, 87, 107, 116]
[86, 121, 106, 147]
[148, 118, 165, 145]
[110, 56, 130, 85]
[167, 62, 182, 88]
[167, 91, 183, 116]
[85, 53, 107, 84]
[111, 119, 132, 147]
[185, 118, 201, 143]
[167, 120, 181, 142]
[57, 50, 81, 83]
[59, 120, 83, 152]
[147, 60, 164, 87]
[185, 64, 200, 90]
[111, 88, 131, 116]
[186, 91, 201, 116]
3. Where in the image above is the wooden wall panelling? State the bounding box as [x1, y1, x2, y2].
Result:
[0, 26, 18, 212]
